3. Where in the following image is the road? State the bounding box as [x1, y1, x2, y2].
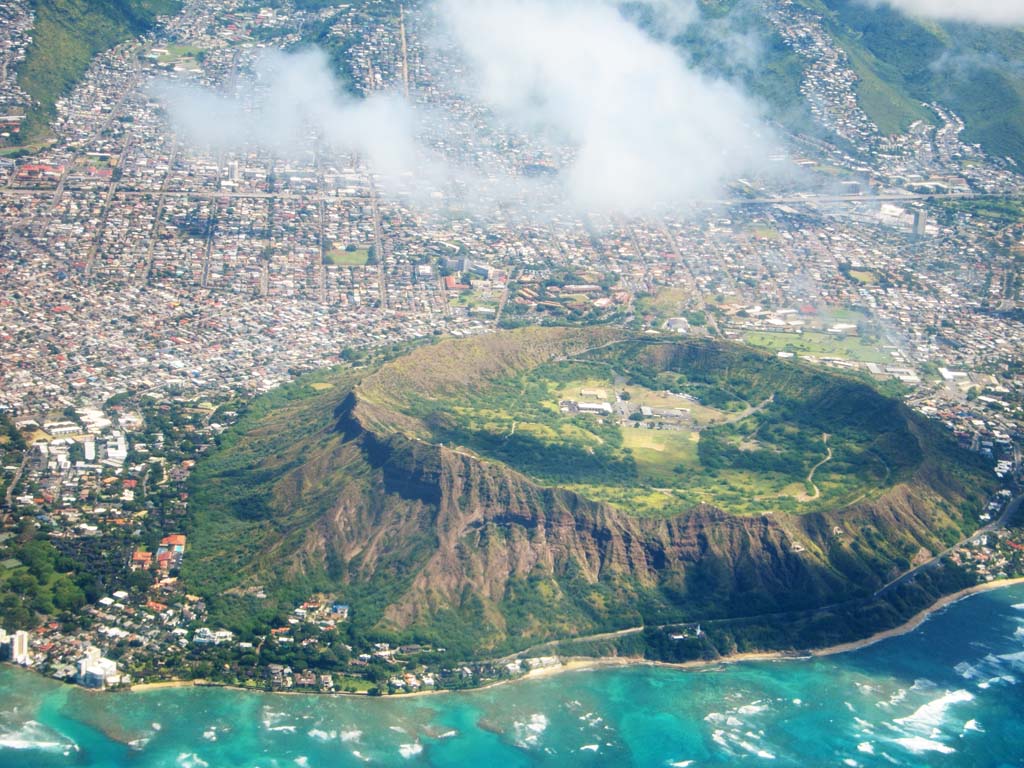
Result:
[874, 492, 1023, 598]
[802, 434, 832, 501]
[3, 454, 28, 511]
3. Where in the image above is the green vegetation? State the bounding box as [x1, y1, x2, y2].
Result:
[15, 0, 181, 143]
[802, 0, 1024, 163]
[673, 2, 819, 136]
[323, 248, 370, 266]
[155, 43, 202, 64]
[0, 536, 90, 630]
[743, 330, 893, 364]
[355, 335, 950, 517]
[184, 329, 995, 659]
[933, 196, 1024, 227]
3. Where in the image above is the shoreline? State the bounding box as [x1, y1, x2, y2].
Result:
[126, 577, 1024, 698]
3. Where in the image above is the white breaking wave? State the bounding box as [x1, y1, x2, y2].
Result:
[340, 729, 363, 742]
[511, 713, 549, 749]
[399, 742, 423, 758]
[736, 701, 769, 715]
[893, 736, 956, 755]
[0, 720, 76, 753]
[894, 689, 974, 731]
[177, 753, 211, 768]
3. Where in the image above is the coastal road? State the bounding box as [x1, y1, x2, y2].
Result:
[874, 491, 1023, 598]
[494, 492, 1023, 662]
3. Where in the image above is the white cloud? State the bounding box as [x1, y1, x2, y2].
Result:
[865, 0, 1024, 26]
[152, 0, 780, 216]
[150, 49, 420, 177]
[436, 0, 777, 213]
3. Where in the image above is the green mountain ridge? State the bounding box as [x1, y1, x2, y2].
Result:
[184, 328, 996, 660]
[12, 0, 179, 145]
[802, 0, 1024, 160]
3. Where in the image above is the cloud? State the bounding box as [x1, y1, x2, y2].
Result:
[864, 0, 1024, 26]
[150, 49, 420, 178]
[151, 0, 780, 216]
[435, 0, 778, 213]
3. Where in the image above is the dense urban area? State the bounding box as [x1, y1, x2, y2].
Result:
[1, 0, 1024, 694]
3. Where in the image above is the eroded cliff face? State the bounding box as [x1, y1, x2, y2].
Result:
[265, 393, 978, 649]
[187, 331, 989, 653]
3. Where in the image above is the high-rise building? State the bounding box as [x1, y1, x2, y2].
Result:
[11, 630, 30, 665]
[76, 647, 122, 689]
[912, 210, 927, 237]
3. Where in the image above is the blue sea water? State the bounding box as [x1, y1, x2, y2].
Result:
[4, 583, 1024, 767]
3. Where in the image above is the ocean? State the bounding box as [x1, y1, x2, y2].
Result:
[4, 582, 1024, 767]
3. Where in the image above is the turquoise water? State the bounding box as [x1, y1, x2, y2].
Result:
[4, 584, 1024, 766]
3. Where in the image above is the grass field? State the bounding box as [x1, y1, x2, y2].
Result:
[743, 330, 892, 364]
[849, 270, 878, 285]
[156, 43, 202, 64]
[324, 248, 369, 266]
[621, 425, 699, 482]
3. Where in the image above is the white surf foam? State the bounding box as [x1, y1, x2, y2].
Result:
[0, 720, 75, 753]
[963, 719, 984, 733]
[399, 742, 423, 758]
[893, 736, 955, 755]
[737, 701, 768, 715]
[176, 754, 210, 768]
[580, 744, 599, 751]
[512, 713, 549, 749]
[894, 689, 974, 731]
[340, 729, 362, 742]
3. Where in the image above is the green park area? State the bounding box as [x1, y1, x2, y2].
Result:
[743, 330, 892, 364]
[324, 248, 370, 266]
[156, 43, 203, 64]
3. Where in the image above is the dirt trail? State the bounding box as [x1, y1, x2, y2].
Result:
[799, 434, 832, 502]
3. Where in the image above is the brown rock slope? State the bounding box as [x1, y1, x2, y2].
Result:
[186, 328, 993, 655]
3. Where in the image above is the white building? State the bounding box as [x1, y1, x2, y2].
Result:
[76, 647, 123, 689]
[11, 630, 30, 665]
[0, 629, 32, 665]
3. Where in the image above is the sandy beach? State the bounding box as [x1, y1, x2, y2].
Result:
[128, 577, 1024, 697]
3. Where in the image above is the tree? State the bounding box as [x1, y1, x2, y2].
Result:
[52, 577, 86, 612]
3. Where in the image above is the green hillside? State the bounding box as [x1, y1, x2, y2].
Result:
[14, 0, 180, 143]
[183, 330, 995, 658]
[808, 0, 1024, 162]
